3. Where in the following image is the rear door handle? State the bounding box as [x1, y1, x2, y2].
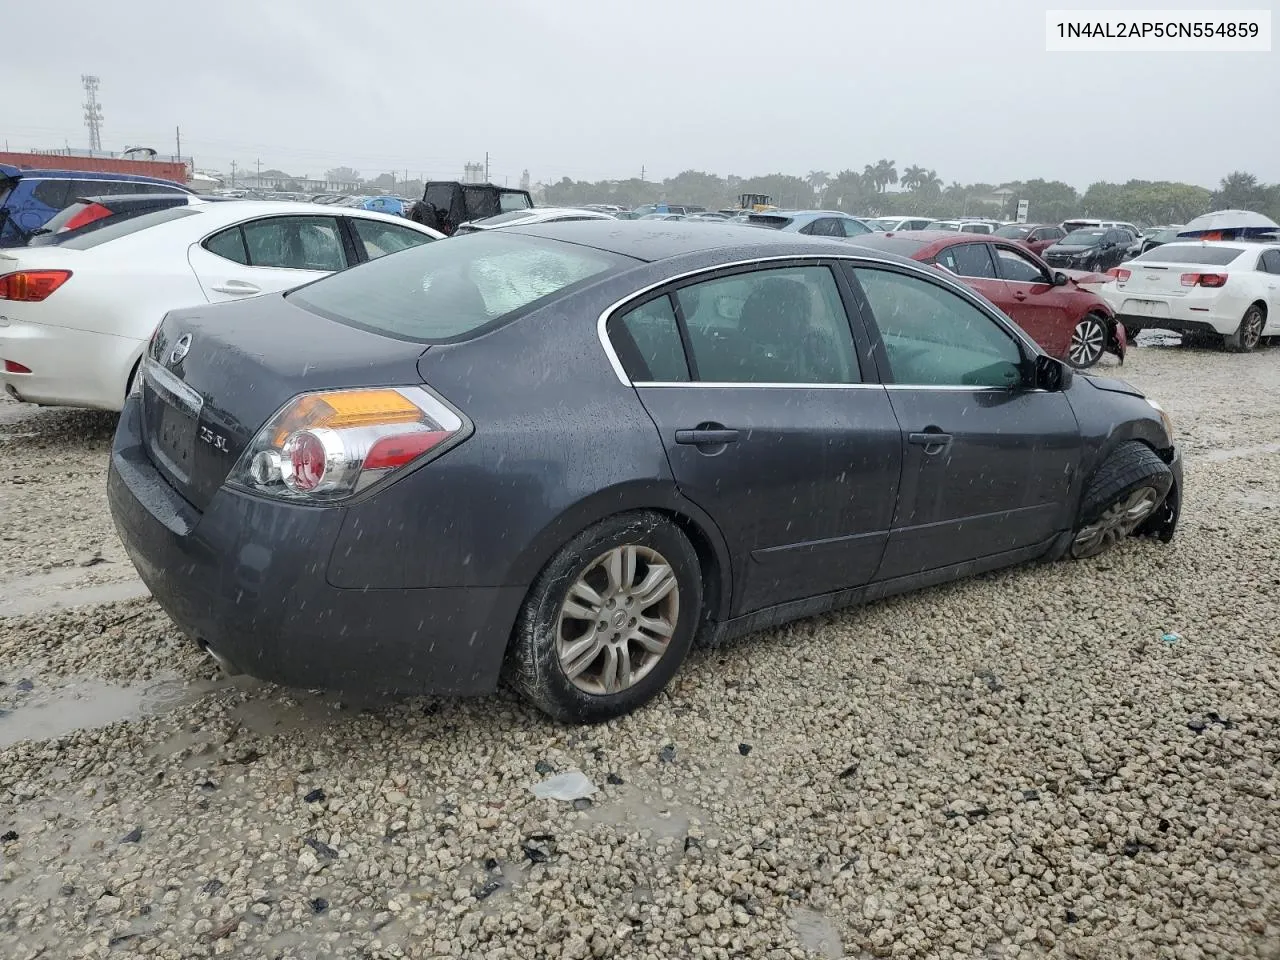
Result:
[676, 428, 739, 445]
[1012, 291, 1027, 301]
[909, 431, 952, 454]
[210, 279, 262, 296]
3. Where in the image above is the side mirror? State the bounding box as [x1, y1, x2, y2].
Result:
[1034, 354, 1073, 391]
[1052, 271, 1069, 286]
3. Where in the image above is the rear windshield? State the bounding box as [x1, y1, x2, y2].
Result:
[474, 210, 535, 226]
[747, 215, 793, 229]
[925, 221, 959, 231]
[995, 225, 1031, 239]
[57, 207, 200, 249]
[499, 192, 532, 212]
[1061, 229, 1105, 244]
[1134, 244, 1244, 266]
[289, 231, 630, 343]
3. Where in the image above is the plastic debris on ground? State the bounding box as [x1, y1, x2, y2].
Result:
[529, 769, 597, 802]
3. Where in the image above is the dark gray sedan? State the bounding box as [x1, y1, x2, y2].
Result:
[107, 222, 1183, 722]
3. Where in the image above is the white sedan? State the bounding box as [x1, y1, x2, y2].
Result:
[1100, 241, 1280, 352]
[0, 201, 443, 411]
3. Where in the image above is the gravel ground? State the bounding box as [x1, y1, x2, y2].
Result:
[1, 342, 1279, 960]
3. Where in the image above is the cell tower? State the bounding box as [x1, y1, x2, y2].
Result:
[81, 75, 104, 152]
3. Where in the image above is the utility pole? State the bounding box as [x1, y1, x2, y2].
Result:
[256, 158, 262, 184]
[641, 165, 645, 182]
[230, 160, 237, 187]
[484, 152, 490, 182]
[175, 126, 181, 161]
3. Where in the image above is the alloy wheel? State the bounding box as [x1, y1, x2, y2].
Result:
[556, 545, 680, 695]
[1071, 485, 1162, 559]
[1069, 317, 1106, 368]
[1243, 309, 1264, 350]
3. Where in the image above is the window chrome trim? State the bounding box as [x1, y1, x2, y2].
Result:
[596, 251, 1033, 386]
[633, 381, 883, 390]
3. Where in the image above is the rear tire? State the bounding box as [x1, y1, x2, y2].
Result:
[1070, 442, 1173, 560]
[1224, 305, 1265, 353]
[506, 511, 702, 723]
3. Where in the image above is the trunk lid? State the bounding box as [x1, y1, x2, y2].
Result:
[1117, 246, 1246, 297]
[140, 293, 426, 511]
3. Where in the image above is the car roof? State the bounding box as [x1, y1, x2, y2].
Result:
[506, 219, 893, 264]
[0, 163, 185, 187]
[854, 230, 1034, 259]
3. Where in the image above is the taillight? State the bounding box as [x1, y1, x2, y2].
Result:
[0, 270, 72, 302]
[228, 386, 467, 502]
[3, 359, 32, 374]
[1180, 272, 1228, 288]
[1109, 268, 1131, 282]
[61, 202, 113, 233]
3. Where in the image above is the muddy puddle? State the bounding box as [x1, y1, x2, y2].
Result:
[0, 677, 216, 749]
[789, 907, 846, 958]
[0, 566, 150, 618]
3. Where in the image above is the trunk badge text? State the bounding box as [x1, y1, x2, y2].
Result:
[169, 334, 192, 366]
[199, 426, 229, 453]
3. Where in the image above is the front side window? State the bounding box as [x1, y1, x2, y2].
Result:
[351, 218, 434, 261]
[854, 267, 1024, 388]
[240, 216, 346, 270]
[936, 242, 996, 279]
[612, 295, 690, 382]
[994, 246, 1050, 284]
[672, 265, 860, 384]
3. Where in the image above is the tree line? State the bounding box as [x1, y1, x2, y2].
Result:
[538, 164, 1280, 227]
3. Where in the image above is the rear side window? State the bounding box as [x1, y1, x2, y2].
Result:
[240, 216, 346, 270]
[290, 231, 627, 342]
[673, 265, 860, 384]
[204, 226, 249, 264]
[1134, 245, 1243, 265]
[937, 243, 996, 279]
[841, 219, 871, 236]
[612, 296, 690, 382]
[57, 207, 199, 249]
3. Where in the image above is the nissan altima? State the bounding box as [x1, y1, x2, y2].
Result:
[107, 222, 1183, 722]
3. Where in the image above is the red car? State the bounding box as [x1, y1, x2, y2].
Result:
[853, 231, 1124, 368]
[993, 223, 1067, 255]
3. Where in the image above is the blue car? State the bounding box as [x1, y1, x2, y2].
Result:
[0, 164, 192, 246]
[361, 196, 407, 216]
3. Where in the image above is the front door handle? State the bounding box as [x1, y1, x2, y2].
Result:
[908, 430, 952, 455]
[676, 428, 739, 445]
[1012, 291, 1027, 301]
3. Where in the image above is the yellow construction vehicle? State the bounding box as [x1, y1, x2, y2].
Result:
[738, 193, 777, 213]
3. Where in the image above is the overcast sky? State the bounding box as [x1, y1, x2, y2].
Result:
[3, 0, 1276, 189]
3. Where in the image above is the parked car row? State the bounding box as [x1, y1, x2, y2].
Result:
[99, 218, 1182, 722]
[0, 201, 442, 410]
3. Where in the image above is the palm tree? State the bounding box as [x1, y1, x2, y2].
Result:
[874, 159, 898, 192]
[916, 169, 943, 197]
[806, 170, 830, 195]
[901, 165, 926, 192]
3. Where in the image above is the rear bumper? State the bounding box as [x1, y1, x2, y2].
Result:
[1108, 291, 1249, 336]
[0, 319, 140, 410]
[106, 397, 525, 696]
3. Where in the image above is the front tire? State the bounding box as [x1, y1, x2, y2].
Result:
[1067, 313, 1108, 368]
[506, 511, 702, 723]
[1070, 442, 1173, 560]
[1224, 305, 1265, 353]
